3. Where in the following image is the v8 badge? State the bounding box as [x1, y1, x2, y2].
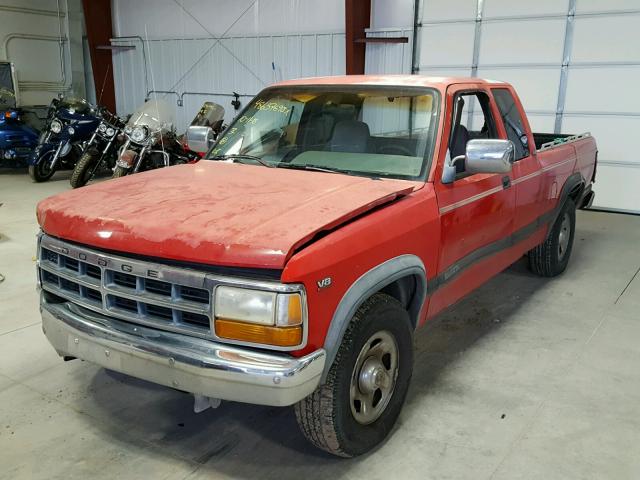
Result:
[316, 277, 332, 290]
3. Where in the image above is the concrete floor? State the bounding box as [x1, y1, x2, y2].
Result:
[1, 169, 639, 480]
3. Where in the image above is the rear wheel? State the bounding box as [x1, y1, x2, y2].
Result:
[528, 198, 576, 277]
[295, 293, 413, 457]
[28, 151, 55, 182]
[69, 151, 98, 188]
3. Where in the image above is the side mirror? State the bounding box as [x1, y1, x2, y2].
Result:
[186, 125, 215, 153]
[442, 139, 514, 184]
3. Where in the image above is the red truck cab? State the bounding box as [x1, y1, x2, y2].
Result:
[36, 76, 596, 457]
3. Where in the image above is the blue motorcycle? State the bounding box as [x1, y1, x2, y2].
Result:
[28, 96, 100, 182]
[0, 89, 39, 168]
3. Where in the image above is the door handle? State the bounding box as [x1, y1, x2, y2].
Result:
[502, 176, 511, 189]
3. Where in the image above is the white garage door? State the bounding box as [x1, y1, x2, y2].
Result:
[367, 0, 640, 213]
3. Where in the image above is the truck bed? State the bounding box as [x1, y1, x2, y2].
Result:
[533, 132, 591, 151]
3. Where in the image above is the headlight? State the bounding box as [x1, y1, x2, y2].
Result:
[50, 119, 62, 134]
[98, 123, 106, 132]
[214, 286, 304, 347]
[130, 125, 148, 143]
[106, 127, 115, 137]
[67, 126, 75, 135]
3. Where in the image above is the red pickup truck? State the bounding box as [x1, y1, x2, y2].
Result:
[36, 76, 596, 457]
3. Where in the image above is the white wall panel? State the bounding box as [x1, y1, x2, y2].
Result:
[371, 0, 414, 28]
[419, 67, 472, 77]
[483, 0, 569, 18]
[476, 67, 560, 111]
[572, 14, 640, 63]
[524, 114, 557, 133]
[420, 0, 477, 22]
[586, 165, 640, 213]
[112, 32, 345, 131]
[112, 0, 345, 37]
[564, 66, 640, 113]
[479, 19, 565, 65]
[575, 0, 640, 14]
[419, 23, 476, 67]
[0, 0, 87, 106]
[562, 115, 638, 165]
[364, 29, 413, 74]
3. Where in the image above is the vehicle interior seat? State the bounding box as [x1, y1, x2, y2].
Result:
[450, 124, 470, 172]
[301, 113, 335, 150]
[327, 120, 371, 153]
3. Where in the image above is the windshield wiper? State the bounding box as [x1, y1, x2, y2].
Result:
[211, 154, 274, 168]
[277, 163, 344, 174]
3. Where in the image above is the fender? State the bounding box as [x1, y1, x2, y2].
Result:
[321, 254, 427, 381]
[547, 172, 584, 238]
[28, 142, 57, 166]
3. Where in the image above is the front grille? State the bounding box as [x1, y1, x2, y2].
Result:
[38, 236, 213, 337]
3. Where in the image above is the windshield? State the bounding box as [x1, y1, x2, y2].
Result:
[58, 96, 92, 115]
[207, 86, 440, 180]
[127, 99, 175, 132]
[0, 87, 15, 109]
[0, 63, 15, 108]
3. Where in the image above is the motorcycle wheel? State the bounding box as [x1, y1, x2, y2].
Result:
[28, 151, 56, 182]
[69, 151, 97, 188]
[112, 165, 129, 178]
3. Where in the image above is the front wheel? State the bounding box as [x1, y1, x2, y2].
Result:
[69, 151, 98, 188]
[28, 151, 56, 182]
[295, 293, 413, 457]
[528, 198, 576, 277]
[112, 165, 129, 178]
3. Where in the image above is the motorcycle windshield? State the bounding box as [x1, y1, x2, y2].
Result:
[0, 63, 16, 108]
[58, 97, 92, 116]
[0, 87, 15, 109]
[190, 102, 225, 127]
[127, 99, 175, 133]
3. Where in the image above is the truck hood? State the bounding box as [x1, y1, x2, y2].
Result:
[37, 161, 420, 270]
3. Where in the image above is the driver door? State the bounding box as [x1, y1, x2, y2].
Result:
[428, 84, 516, 316]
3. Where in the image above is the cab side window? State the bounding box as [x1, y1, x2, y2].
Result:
[448, 91, 498, 176]
[492, 88, 529, 161]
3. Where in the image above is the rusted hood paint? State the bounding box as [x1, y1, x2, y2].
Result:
[37, 162, 420, 269]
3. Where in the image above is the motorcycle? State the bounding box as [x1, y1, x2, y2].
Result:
[28, 96, 101, 182]
[113, 100, 224, 178]
[0, 88, 39, 168]
[69, 108, 126, 188]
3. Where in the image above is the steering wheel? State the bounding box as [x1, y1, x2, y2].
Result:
[377, 144, 414, 156]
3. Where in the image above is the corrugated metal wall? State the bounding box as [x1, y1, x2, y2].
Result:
[110, 0, 346, 132]
[364, 28, 413, 74]
[111, 33, 345, 131]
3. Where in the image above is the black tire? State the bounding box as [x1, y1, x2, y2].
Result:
[69, 151, 98, 188]
[528, 198, 576, 277]
[295, 293, 413, 457]
[28, 151, 56, 182]
[112, 165, 129, 178]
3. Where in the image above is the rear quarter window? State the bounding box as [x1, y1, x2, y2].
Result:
[492, 88, 530, 161]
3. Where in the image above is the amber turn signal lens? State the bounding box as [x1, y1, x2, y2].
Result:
[283, 293, 302, 326]
[215, 319, 302, 347]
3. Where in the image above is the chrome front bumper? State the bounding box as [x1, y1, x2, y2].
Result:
[41, 300, 325, 406]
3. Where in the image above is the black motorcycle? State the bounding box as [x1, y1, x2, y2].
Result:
[69, 108, 126, 188]
[28, 96, 101, 182]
